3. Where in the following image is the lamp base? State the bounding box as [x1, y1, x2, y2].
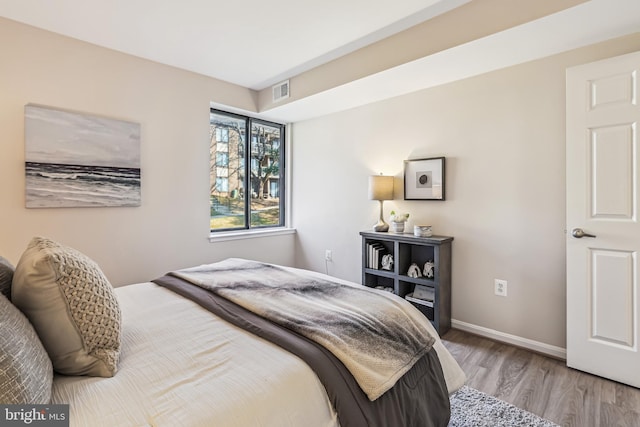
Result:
[373, 220, 389, 232]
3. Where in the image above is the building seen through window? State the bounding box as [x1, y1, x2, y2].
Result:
[209, 109, 284, 231]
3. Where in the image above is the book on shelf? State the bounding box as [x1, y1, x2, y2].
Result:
[365, 242, 387, 269]
[365, 243, 372, 268]
[412, 284, 434, 301]
[405, 293, 434, 307]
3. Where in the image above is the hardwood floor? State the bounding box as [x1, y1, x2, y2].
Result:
[440, 329, 640, 427]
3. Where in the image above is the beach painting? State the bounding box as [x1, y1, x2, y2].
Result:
[25, 105, 141, 208]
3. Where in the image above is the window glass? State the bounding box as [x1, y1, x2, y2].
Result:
[216, 152, 229, 167]
[209, 112, 246, 230]
[209, 110, 284, 231]
[250, 121, 282, 228]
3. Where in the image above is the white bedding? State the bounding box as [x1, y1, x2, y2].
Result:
[51, 279, 465, 426]
[52, 282, 339, 427]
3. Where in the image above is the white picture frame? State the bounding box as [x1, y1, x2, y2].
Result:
[404, 157, 445, 200]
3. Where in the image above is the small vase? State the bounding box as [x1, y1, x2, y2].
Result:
[391, 221, 405, 233]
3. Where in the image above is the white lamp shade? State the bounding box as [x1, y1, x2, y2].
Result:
[368, 175, 394, 200]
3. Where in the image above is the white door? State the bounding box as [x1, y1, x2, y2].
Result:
[566, 50, 640, 388]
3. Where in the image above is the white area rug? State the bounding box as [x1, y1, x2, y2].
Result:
[449, 385, 559, 427]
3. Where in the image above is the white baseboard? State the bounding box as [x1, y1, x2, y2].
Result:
[451, 319, 567, 360]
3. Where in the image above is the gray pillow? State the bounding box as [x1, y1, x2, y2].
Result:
[0, 293, 53, 404]
[12, 237, 122, 377]
[0, 256, 14, 301]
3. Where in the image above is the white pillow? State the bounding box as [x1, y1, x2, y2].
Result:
[12, 237, 121, 377]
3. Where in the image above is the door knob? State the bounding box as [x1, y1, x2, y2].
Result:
[571, 228, 596, 238]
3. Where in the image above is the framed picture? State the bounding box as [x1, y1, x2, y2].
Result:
[25, 104, 141, 208]
[404, 157, 445, 200]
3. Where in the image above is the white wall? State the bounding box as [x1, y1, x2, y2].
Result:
[292, 33, 640, 349]
[0, 18, 295, 286]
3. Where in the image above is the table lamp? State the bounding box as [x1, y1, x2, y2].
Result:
[368, 174, 394, 232]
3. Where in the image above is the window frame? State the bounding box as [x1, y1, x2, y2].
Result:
[209, 108, 287, 235]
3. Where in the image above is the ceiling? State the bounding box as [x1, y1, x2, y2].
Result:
[0, 0, 470, 90]
[1, 0, 640, 122]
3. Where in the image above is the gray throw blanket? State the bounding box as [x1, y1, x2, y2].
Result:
[171, 258, 435, 401]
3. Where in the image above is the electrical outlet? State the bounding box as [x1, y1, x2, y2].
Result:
[494, 279, 508, 297]
[325, 250, 333, 262]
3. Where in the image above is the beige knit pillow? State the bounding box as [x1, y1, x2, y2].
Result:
[12, 237, 121, 377]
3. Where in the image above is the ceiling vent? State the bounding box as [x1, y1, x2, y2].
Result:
[272, 80, 290, 103]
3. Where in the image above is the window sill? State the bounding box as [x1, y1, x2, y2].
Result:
[209, 227, 296, 243]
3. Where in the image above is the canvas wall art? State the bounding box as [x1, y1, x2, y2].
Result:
[25, 105, 141, 208]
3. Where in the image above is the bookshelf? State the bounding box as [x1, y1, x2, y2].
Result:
[360, 231, 453, 334]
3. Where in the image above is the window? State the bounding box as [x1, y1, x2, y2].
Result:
[216, 152, 229, 167]
[216, 128, 229, 143]
[216, 177, 229, 192]
[209, 109, 285, 232]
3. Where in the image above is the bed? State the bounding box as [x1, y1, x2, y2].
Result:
[1, 237, 465, 427]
